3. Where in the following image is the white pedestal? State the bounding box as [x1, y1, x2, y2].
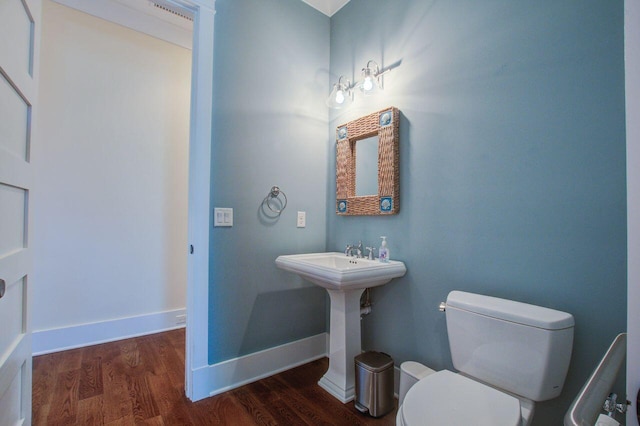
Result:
[318, 288, 366, 403]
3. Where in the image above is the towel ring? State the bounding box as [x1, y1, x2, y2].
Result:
[265, 186, 287, 214]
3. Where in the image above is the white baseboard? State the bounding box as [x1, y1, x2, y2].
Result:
[189, 333, 328, 402]
[32, 308, 187, 355]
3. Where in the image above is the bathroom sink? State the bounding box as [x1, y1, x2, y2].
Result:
[275, 251, 407, 403]
[275, 252, 406, 291]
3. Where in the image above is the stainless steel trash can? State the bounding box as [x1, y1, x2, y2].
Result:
[354, 351, 394, 417]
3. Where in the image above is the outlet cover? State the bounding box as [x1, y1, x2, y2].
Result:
[297, 211, 306, 228]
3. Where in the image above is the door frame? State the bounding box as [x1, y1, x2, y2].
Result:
[626, 0, 640, 424]
[163, 0, 215, 401]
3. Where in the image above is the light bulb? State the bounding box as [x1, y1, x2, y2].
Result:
[362, 76, 374, 92]
[326, 77, 352, 109]
[360, 61, 382, 95]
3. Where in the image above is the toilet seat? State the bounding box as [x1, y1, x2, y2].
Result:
[399, 370, 521, 426]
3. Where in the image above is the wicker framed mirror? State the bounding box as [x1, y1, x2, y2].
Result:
[336, 106, 400, 216]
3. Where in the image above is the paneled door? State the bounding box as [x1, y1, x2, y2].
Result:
[0, 0, 40, 424]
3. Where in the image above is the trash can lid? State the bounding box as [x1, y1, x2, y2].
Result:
[355, 351, 394, 372]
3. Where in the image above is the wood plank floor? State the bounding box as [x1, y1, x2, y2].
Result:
[33, 329, 397, 425]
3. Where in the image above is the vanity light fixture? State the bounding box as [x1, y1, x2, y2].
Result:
[328, 60, 393, 109]
[326, 76, 354, 109]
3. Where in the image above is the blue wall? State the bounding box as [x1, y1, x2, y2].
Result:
[327, 1, 626, 424]
[208, 0, 627, 422]
[209, 0, 330, 363]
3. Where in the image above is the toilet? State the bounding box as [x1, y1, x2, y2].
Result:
[397, 291, 575, 426]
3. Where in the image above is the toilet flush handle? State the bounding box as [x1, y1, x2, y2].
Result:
[439, 301, 446, 312]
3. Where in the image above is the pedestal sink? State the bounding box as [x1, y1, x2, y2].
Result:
[275, 252, 406, 403]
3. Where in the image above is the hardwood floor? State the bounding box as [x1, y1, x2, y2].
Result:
[33, 329, 397, 425]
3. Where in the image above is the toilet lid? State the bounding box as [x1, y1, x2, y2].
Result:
[401, 370, 521, 426]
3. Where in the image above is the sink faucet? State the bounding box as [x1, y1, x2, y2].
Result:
[365, 246, 376, 260]
[345, 241, 364, 257]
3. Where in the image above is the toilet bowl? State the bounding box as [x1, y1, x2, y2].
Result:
[396, 291, 574, 426]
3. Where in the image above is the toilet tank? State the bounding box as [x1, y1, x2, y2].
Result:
[445, 291, 574, 401]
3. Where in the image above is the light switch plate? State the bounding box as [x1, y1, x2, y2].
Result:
[297, 211, 306, 228]
[214, 208, 233, 227]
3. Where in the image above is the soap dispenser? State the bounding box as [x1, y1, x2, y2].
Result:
[379, 236, 390, 263]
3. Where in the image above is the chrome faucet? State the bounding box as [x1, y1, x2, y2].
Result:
[365, 246, 376, 260]
[345, 241, 364, 258]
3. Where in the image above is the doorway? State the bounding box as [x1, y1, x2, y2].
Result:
[31, 0, 215, 400]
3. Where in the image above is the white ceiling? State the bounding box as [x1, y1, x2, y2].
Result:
[301, 0, 350, 17]
[53, 0, 350, 49]
[52, 0, 193, 49]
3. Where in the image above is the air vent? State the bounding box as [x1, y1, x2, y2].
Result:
[151, 1, 193, 21]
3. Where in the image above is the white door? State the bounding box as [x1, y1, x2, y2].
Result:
[0, 0, 40, 424]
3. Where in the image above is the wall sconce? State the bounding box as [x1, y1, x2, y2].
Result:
[327, 60, 392, 109]
[326, 76, 353, 109]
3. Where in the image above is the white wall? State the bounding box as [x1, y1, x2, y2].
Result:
[32, 0, 191, 351]
[627, 0, 640, 424]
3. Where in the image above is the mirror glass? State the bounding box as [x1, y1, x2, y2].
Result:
[355, 136, 379, 196]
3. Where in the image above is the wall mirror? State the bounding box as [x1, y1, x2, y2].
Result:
[336, 106, 399, 215]
[355, 135, 379, 196]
